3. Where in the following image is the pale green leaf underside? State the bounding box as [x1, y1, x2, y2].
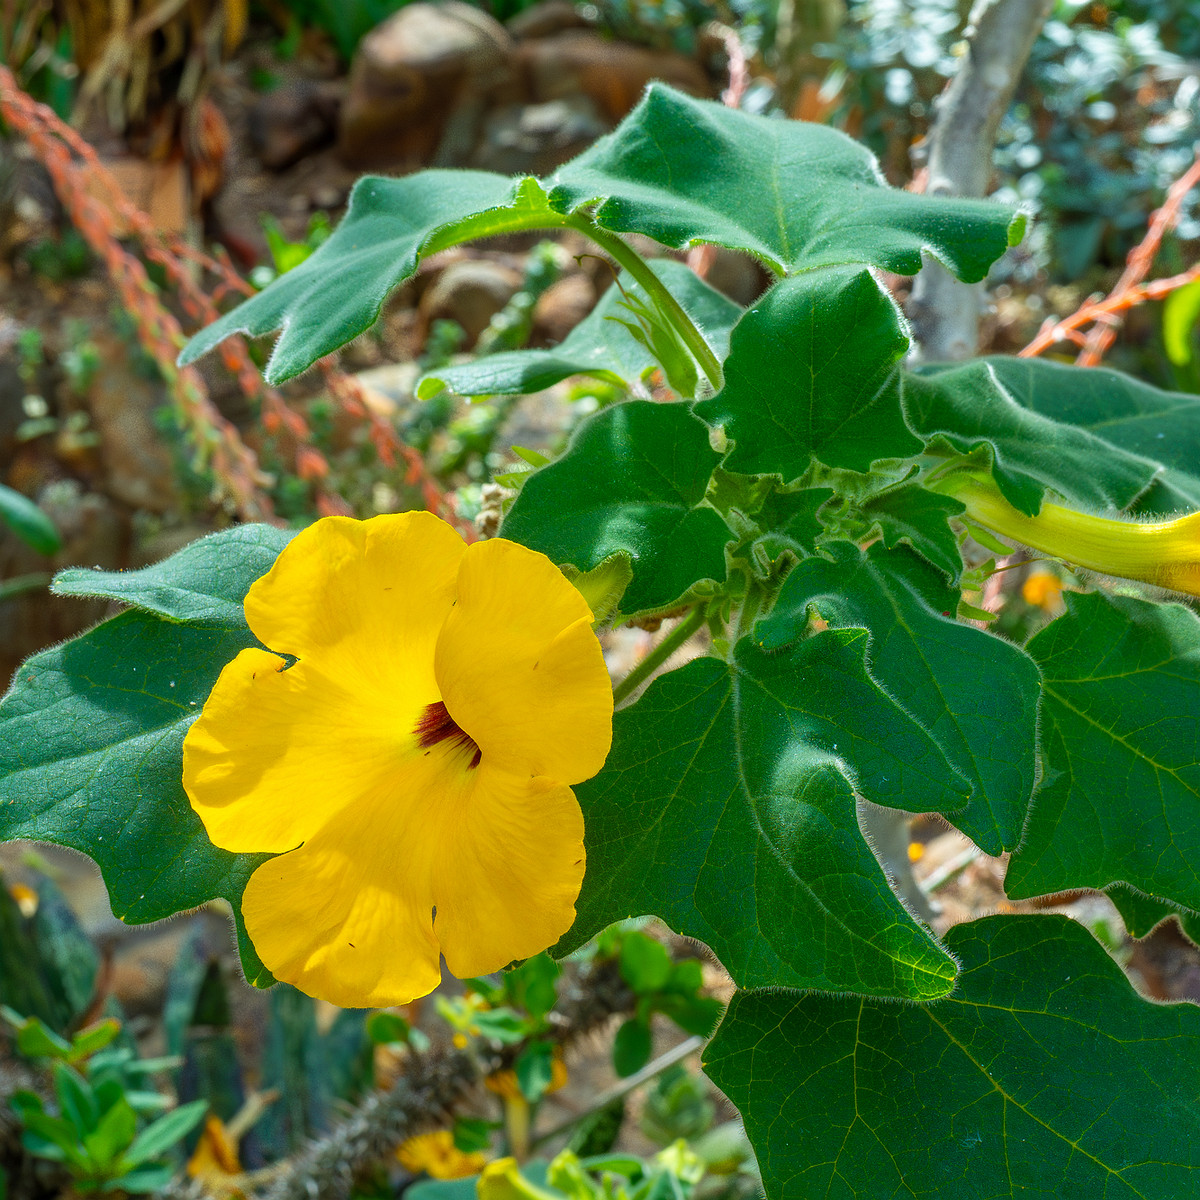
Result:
[180, 85, 1017, 385]
[707, 915, 1200, 1199]
[982, 355, 1200, 515]
[906, 360, 1159, 516]
[1008, 590, 1200, 910]
[420, 260, 740, 399]
[547, 85, 1018, 279]
[560, 635, 970, 1000]
[52, 525, 292, 627]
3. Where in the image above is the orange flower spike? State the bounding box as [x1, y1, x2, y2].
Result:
[183, 512, 613, 1008]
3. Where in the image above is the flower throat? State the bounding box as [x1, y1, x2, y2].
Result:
[415, 700, 481, 769]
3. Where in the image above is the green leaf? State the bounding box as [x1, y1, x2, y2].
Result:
[560, 635, 969, 999]
[181, 86, 1015, 384]
[1008, 591, 1200, 909]
[180, 171, 521, 382]
[501, 401, 733, 615]
[618, 931, 673, 994]
[981, 354, 1200, 515]
[747, 486, 834, 570]
[1163, 278, 1200, 365]
[906, 360, 1158, 516]
[420, 261, 740, 400]
[0, 610, 272, 985]
[515, 1040, 555, 1102]
[1104, 885, 1200, 943]
[122, 1100, 207, 1168]
[856, 480, 966, 580]
[706, 915, 1200, 1199]
[695, 268, 919, 482]
[82, 1095, 136, 1167]
[504, 953, 560, 1022]
[755, 541, 1041, 854]
[52, 525, 293, 628]
[548, 85, 1017, 279]
[612, 1018, 653, 1079]
[0, 483, 61, 556]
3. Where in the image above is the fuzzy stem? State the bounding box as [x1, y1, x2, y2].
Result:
[613, 607, 709, 707]
[566, 215, 724, 393]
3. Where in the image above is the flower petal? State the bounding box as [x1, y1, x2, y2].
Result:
[184, 650, 427, 853]
[435, 539, 612, 782]
[240, 737, 483, 1007]
[244, 510, 466, 682]
[433, 763, 585, 979]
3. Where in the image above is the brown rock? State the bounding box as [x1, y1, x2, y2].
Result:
[531, 272, 597, 345]
[85, 333, 180, 513]
[507, 0, 592, 40]
[518, 31, 712, 123]
[249, 80, 341, 171]
[420, 259, 524, 345]
[338, 1, 518, 170]
[471, 97, 609, 176]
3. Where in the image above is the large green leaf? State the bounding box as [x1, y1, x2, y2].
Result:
[1105, 884, 1200, 942]
[180, 86, 1017, 385]
[0, 610, 271, 984]
[419, 260, 740, 399]
[906, 361, 1159, 516]
[706, 914, 1200, 1200]
[52, 525, 292, 628]
[1007, 591, 1200, 909]
[695, 268, 920, 482]
[181, 171, 522, 382]
[560, 633, 971, 1000]
[548, 85, 1019, 279]
[982, 355, 1200, 514]
[756, 541, 1041, 854]
[501, 400, 733, 616]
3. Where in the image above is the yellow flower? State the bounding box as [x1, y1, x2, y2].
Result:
[396, 1130, 487, 1179]
[183, 511, 612, 1008]
[939, 474, 1200, 598]
[1021, 568, 1064, 612]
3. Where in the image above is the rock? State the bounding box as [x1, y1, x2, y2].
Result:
[507, 0, 592, 39]
[517, 31, 712, 122]
[419, 259, 524, 345]
[470, 97, 609, 176]
[85, 333, 180, 513]
[531, 272, 597, 345]
[700, 246, 772, 307]
[338, 1, 517, 170]
[248, 80, 341, 171]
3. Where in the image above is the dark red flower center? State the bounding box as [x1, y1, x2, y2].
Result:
[415, 700, 481, 769]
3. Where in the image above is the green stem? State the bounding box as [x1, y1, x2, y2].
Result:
[566, 215, 724, 394]
[613, 606, 709, 706]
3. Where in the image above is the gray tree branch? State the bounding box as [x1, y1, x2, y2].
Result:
[907, 0, 1053, 361]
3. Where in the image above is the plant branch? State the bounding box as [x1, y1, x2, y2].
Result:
[568, 216, 724, 394]
[531, 1035, 706, 1150]
[1020, 153, 1200, 363]
[612, 607, 709, 707]
[907, 0, 1052, 361]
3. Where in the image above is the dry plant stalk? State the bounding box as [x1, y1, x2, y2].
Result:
[1021, 154, 1200, 364]
[0, 65, 452, 524]
[0, 62, 272, 518]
